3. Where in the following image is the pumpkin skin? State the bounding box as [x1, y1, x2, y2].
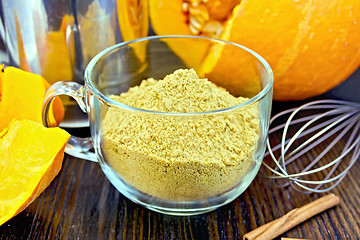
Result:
[149, 0, 360, 100]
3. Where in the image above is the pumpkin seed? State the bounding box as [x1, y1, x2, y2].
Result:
[189, 16, 203, 30]
[190, 0, 200, 6]
[183, 0, 225, 37]
[189, 24, 200, 35]
[202, 20, 223, 38]
[182, 2, 190, 12]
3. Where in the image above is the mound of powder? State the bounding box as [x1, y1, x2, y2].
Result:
[102, 69, 259, 200]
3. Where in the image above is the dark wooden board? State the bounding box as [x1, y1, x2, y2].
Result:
[1, 141, 360, 239]
[1, 94, 360, 239]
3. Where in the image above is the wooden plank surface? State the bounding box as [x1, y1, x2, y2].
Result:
[1, 100, 360, 240]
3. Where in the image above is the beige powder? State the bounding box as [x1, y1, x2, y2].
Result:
[102, 69, 259, 200]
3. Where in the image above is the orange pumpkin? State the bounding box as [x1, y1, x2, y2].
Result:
[0, 65, 64, 130]
[0, 119, 70, 226]
[39, 15, 74, 85]
[149, 0, 360, 100]
[116, 0, 149, 63]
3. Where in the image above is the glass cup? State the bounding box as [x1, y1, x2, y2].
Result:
[42, 36, 273, 215]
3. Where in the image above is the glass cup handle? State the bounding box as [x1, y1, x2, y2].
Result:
[42, 81, 97, 162]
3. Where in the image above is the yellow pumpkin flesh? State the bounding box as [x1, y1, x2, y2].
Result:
[149, 0, 360, 100]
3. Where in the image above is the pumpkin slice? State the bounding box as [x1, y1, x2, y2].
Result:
[0, 119, 70, 226]
[0, 66, 64, 131]
[149, 0, 210, 69]
[117, 0, 149, 63]
[149, 0, 360, 100]
[198, 37, 262, 97]
[39, 15, 74, 85]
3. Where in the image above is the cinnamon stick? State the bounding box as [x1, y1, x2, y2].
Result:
[243, 193, 340, 240]
[281, 238, 309, 240]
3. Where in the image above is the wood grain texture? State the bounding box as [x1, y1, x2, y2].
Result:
[1, 100, 360, 240]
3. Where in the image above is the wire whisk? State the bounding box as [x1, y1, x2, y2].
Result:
[262, 99, 360, 193]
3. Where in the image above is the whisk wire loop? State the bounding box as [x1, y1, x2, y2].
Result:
[262, 99, 360, 193]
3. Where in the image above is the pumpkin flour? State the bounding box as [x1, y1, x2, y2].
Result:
[102, 69, 259, 200]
